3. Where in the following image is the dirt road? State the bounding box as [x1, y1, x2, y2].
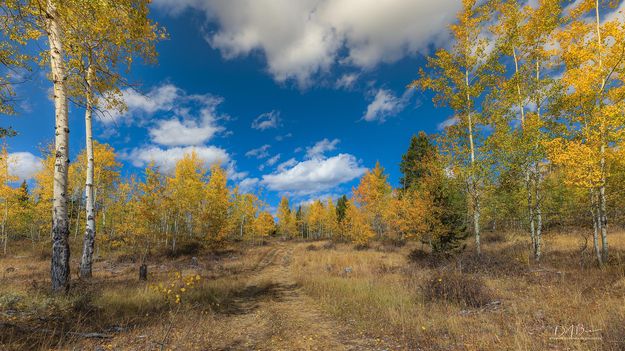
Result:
[98, 243, 390, 351]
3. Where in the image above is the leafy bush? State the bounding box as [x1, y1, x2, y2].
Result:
[167, 241, 203, 257]
[321, 241, 336, 250]
[482, 232, 507, 243]
[422, 270, 493, 308]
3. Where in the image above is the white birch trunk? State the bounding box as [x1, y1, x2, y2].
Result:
[46, 0, 71, 293]
[466, 67, 480, 255]
[79, 65, 96, 278]
[591, 189, 603, 265]
[595, 0, 609, 262]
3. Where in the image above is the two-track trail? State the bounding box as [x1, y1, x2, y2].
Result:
[94, 243, 390, 351]
[192, 243, 384, 350]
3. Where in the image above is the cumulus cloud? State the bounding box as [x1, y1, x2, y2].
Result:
[102, 84, 228, 147]
[127, 145, 229, 174]
[363, 89, 412, 123]
[245, 144, 271, 159]
[8, 152, 43, 180]
[103, 84, 180, 125]
[149, 119, 222, 146]
[261, 153, 366, 195]
[238, 177, 260, 192]
[276, 158, 298, 172]
[251, 110, 281, 130]
[152, 0, 460, 86]
[306, 138, 340, 159]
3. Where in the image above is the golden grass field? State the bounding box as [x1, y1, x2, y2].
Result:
[1, 230, 624, 350]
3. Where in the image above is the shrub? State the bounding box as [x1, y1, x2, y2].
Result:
[321, 241, 336, 250]
[422, 270, 493, 308]
[407, 248, 434, 266]
[407, 248, 450, 268]
[167, 241, 203, 257]
[306, 244, 318, 251]
[381, 237, 406, 248]
[353, 243, 370, 251]
[482, 231, 507, 243]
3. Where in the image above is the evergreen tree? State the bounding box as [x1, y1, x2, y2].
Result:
[399, 132, 437, 191]
[336, 195, 348, 224]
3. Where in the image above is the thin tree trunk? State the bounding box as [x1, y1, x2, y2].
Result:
[591, 189, 603, 265]
[80, 64, 96, 279]
[47, 0, 71, 293]
[2, 198, 8, 255]
[465, 67, 480, 255]
[534, 163, 542, 262]
[532, 61, 543, 262]
[599, 180, 608, 261]
[595, 0, 609, 263]
[74, 201, 81, 238]
[526, 171, 535, 253]
[512, 47, 536, 258]
[172, 217, 177, 252]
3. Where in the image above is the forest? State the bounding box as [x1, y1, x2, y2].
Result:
[1, 0, 625, 350]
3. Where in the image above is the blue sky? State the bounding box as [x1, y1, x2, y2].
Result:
[4, 0, 464, 209]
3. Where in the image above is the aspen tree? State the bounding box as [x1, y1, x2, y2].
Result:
[490, 0, 561, 261]
[254, 211, 275, 243]
[167, 152, 206, 251]
[352, 162, 392, 239]
[58, 0, 162, 278]
[0, 144, 17, 254]
[548, 0, 625, 264]
[412, 0, 499, 254]
[204, 164, 230, 242]
[277, 196, 297, 238]
[344, 200, 374, 246]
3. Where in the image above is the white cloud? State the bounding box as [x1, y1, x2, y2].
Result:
[8, 152, 43, 180]
[335, 73, 359, 90]
[261, 153, 366, 195]
[275, 133, 293, 141]
[245, 144, 271, 159]
[239, 177, 260, 192]
[127, 145, 229, 174]
[363, 89, 412, 123]
[437, 116, 459, 130]
[266, 154, 281, 166]
[276, 157, 298, 172]
[102, 84, 229, 147]
[296, 192, 342, 207]
[252, 110, 281, 130]
[149, 119, 222, 146]
[306, 138, 340, 158]
[103, 84, 180, 125]
[152, 0, 460, 86]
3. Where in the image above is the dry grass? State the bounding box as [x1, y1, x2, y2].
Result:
[291, 231, 625, 350]
[1, 230, 624, 350]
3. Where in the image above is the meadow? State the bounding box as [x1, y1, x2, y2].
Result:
[1, 229, 623, 350]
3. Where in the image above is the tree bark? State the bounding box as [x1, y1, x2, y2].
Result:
[534, 163, 542, 262]
[595, 0, 609, 263]
[139, 264, 147, 281]
[591, 189, 603, 265]
[79, 64, 96, 279]
[46, 0, 71, 293]
[465, 67, 480, 255]
[2, 196, 8, 255]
